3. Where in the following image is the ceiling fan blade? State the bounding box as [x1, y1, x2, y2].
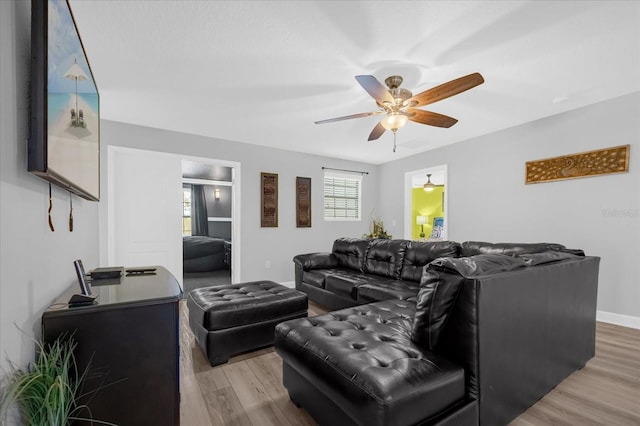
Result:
[407, 109, 458, 128]
[315, 111, 379, 124]
[355, 75, 395, 105]
[368, 122, 386, 141]
[408, 73, 484, 108]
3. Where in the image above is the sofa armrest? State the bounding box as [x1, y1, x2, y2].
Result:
[425, 254, 527, 279]
[293, 253, 339, 270]
[520, 251, 582, 266]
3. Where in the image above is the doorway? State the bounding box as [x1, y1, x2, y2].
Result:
[106, 147, 241, 292]
[182, 160, 235, 294]
[404, 165, 448, 240]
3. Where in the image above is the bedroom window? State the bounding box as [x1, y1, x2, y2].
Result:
[182, 186, 191, 236]
[323, 171, 362, 221]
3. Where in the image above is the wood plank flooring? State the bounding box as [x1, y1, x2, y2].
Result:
[180, 301, 640, 425]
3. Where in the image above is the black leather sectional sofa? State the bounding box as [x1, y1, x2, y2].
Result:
[275, 238, 600, 426]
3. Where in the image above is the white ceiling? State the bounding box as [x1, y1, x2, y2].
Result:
[69, 1, 640, 165]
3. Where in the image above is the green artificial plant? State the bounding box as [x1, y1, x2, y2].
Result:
[0, 336, 113, 426]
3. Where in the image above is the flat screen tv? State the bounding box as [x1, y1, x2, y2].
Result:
[29, 0, 100, 201]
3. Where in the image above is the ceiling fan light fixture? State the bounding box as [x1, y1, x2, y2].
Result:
[423, 173, 435, 192]
[381, 113, 408, 132]
[316, 72, 484, 144]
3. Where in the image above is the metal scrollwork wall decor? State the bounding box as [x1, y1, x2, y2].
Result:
[525, 145, 629, 184]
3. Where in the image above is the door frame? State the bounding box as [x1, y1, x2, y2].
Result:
[403, 164, 448, 240]
[105, 146, 242, 285]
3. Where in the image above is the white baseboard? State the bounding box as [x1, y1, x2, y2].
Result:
[596, 310, 640, 329]
[271, 287, 639, 329]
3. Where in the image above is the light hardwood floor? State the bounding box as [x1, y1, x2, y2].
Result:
[180, 301, 640, 426]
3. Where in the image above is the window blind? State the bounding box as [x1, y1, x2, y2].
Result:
[323, 171, 362, 221]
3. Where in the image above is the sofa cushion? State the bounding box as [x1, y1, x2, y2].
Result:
[356, 277, 419, 303]
[325, 271, 369, 300]
[400, 240, 461, 282]
[362, 239, 408, 279]
[302, 268, 346, 289]
[274, 300, 466, 426]
[460, 241, 566, 257]
[332, 238, 371, 271]
[412, 254, 528, 350]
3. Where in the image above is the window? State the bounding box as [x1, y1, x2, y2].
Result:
[323, 171, 362, 221]
[182, 186, 191, 236]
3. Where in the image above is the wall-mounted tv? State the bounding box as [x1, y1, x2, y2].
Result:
[29, 0, 100, 201]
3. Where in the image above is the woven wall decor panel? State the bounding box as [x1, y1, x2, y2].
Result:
[261, 172, 278, 227]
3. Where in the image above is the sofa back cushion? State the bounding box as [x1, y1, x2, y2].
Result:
[460, 241, 566, 257]
[362, 239, 408, 279]
[400, 241, 461, 282]
[332, 238, 371, 271]
[412, 254, 527, 350]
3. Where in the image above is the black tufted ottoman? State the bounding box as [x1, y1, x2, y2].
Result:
[188, 280, 308, 366]
[275, 299, 467, 426]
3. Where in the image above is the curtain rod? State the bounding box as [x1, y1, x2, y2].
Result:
[321, 167, 369, 175]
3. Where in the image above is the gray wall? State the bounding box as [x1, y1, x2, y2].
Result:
[208, 222, 232, 240]
[377, 92, 640, 318]
[205, 185, 232, 219]
[101, 120, 378, 282]
[0, 1, 101, 370]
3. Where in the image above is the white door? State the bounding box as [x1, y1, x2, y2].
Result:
[108, 147, 183, 287]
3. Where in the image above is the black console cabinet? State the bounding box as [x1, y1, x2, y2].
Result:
[42, 266, 182, 426]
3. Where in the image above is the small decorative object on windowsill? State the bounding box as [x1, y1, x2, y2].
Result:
[363, 217, 392, 239]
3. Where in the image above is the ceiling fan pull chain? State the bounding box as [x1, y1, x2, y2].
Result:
[393, 133, 397, 152]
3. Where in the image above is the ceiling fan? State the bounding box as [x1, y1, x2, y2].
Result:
[315, 72, 484, 152]
[423, 174, 444, 192]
